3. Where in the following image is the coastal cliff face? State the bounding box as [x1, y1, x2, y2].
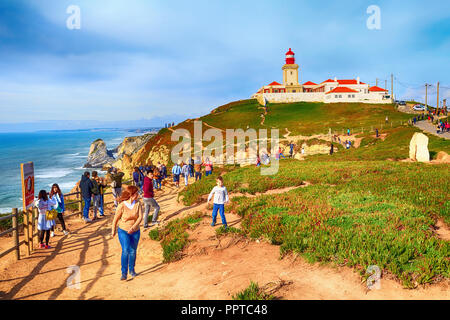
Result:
[84, 139, 115, 168]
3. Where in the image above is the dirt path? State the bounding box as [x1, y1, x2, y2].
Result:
[0, 179, 448, 300]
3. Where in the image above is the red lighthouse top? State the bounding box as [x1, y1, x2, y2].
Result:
[285, 48, 295, 64]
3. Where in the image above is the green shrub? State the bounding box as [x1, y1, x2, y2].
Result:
[232, 281, 274, 300]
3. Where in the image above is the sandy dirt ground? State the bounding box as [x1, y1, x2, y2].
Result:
[0, 178, 449, 300]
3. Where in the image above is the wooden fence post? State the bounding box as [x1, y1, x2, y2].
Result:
[23, 209, 30, 256]
[31, 208, 36, 252]
[12, 208, 20, 261]
[28, 209, 33, 253]
[78, 187, 83, 219]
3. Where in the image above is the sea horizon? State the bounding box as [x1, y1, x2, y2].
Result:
[0, 128, 159, 214]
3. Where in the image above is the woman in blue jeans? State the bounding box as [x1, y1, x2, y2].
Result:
[111, 185, 143, 280]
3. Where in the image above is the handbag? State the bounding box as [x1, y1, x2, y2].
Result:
[46, 209, 58, 221]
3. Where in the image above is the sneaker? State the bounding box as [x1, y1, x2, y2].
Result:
[63, 230, 69, 236]
[151, 221, 160, 226]
[143, 225, 149, 229]
[130, 271, 137, 278]
[84, 218, 92, 223]
[99, 214, 105, 217]
[211, 222, 215, 227]
[50, 231, 55, 237]
[45, 245, 51, 249]
[39, 243, 45, 249]
[120, 274, 127, 281]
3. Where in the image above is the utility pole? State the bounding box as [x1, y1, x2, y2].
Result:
[385, 80, 387, 90]
[425, 83, 428, 108]
[376, 78, 378, 87]
[390, 74, 394, 99]
[436, 81, 440, 113]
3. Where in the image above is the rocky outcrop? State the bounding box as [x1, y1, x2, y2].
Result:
[113, 133, 153, 159]
[433, 151, 450, 164]
[409, 132, 430, 162]
[84, 139, 115, 168]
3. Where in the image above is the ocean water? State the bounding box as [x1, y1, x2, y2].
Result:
[0, 129, 149, 213]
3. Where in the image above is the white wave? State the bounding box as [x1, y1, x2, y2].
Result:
[66, 152, 80, 156]
[35, 169, 72, 179]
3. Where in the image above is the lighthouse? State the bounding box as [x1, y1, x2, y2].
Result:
[282, 48, 301, 92]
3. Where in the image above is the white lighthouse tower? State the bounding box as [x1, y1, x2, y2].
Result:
[282, 48, 302, 92]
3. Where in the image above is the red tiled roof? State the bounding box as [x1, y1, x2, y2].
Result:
[321, 79, 366, 85]
[303, 81, 317, 86]
[369, 86, 388, 92]
[325, 86, 359, 94]
[337, 79, 366, 85]
[268, 81, 282, 86]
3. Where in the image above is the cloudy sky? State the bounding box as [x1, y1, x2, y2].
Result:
[0, 0, 449, 127]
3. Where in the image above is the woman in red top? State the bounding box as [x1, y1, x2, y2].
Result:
[203, 157, 213, 177]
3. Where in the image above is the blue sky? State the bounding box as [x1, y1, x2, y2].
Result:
[0, 0, 449, 127]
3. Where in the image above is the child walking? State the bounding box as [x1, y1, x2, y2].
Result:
[49, 183, 69, 236]
[207, 176, 229, 229]
[35, 190, 56, 249]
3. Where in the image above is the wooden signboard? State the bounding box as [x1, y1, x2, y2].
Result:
[21, 162, 35, 210]
[21, 162, 34, 255]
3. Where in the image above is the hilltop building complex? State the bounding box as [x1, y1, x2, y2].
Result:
[252, 48, 393, 104]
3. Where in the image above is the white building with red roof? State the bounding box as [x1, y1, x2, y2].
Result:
[253, 49, 392, 104]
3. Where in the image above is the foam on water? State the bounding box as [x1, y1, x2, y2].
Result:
[35, 168, 72, 179]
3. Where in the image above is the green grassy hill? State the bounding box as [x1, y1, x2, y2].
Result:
[136, 98, 449, 289]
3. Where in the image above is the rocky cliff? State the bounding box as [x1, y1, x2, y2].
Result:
[84, 133, 155, 169]
[84, 139, 115, 168]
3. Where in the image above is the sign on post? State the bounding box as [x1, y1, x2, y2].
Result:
[21, 162, 34, 210]
[21, 162, 34, 255]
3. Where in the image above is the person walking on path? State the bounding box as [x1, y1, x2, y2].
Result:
[49, 183, 69, 236]
[172, 161, 182, 188]
[278, 147, 286, 159]
[203, 157, 213, 177]
[161, 163, 167, 180]
[132, 167, 143, 189]
[207, 176, 229, 229]
[142, 170, 160, 228]
[301, 146, 305, 156]
[153, 165, 162, 190]
[35, 190, 56, 249]
[109, 168, 125, 208]
[189, 157, 194, 178]
[330, 143, 334, 155]
[80, 171, 93, 223]
[256, 154, 261, 167]
[91, 171, 105, 220]
[376, 128, 379, 138]
[289, 142, 295, 158]
[194, 156, 202, 181]
[181, 161, 190, 186]
[111, 186, 143, 281]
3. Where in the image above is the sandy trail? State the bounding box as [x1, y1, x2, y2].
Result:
[0, 178, 448, 300]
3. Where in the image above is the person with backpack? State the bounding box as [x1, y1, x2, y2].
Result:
[35, 190, 57, 249]
[181, 161, 190, 186]
[109, 168, 125, 208]
[142, 170, 160, 228]
[79, 171, 94, 223]
[111, 186, 143, 280]
[49, 183, 69, 236]
[207, 176, 229, 229]
[194, 156, 202, 181]
[91, 171, 105, 219]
